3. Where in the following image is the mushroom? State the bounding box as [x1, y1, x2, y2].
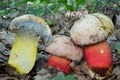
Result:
[70, 13, 114, 46]
[45, 35, 83, 62]
[70, 13, 114, 79]
[8, 14, 52, 74]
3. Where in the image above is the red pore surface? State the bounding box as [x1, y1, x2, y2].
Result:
[48, 55, 71, 74]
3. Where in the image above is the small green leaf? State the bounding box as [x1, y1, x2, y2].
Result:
[39, 0, 45, 3]
[114, 42, 120, 54]
[52, 72, 65, 80]
[65, 75, 76, 80]
[117, 49, 120, 54]
[0, 10, 5, 15]
[47, 19, 53, 25]
[76, 0, 85, 6]
[66, 5, 73, 11]
[114, 42, 120, 49]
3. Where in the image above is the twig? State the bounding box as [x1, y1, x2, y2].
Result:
[11, 7, 25, 11]
[44, 0, 47, 19]
[93, 1, 99, 12]
[0, 77, 18, 80]
[46, 6, 54, 15]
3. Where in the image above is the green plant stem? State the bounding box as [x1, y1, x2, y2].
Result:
[44, 0, 47, 19]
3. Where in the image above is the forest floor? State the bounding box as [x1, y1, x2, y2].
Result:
[0, 10, 120, 80]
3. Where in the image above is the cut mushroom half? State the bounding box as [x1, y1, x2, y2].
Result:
[8, 14, 52, 74]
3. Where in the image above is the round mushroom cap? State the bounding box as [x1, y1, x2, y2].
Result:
[70, 13, 114, 46]
[45, 35, 83, 62]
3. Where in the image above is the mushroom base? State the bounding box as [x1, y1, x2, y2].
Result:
[88, 67, 112, 80]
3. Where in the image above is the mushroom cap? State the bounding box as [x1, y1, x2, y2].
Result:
[45, 35, 83, 61]
[9, 14, 48, 30]
[9, 14, 52, 46]
[70, 13, 114, 46]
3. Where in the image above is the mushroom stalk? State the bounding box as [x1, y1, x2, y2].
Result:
[83, 41, 112, 79]
[8, 33, 38, 74]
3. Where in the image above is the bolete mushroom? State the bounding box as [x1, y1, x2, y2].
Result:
[8, 14, 52, 74]
[45, 35, 83, 62]
[70, 13, 114, 79]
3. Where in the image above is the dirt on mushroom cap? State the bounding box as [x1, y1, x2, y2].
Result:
[45, 35, 83, 62]
[70, 13, 114, 46]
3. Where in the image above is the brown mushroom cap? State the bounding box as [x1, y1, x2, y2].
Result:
[45, 35, 83, 61]
[70, 13, 114, 46]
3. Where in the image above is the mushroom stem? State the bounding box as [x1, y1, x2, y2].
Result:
[83, 41, 112, 79]
[8, 33, 38, 74]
